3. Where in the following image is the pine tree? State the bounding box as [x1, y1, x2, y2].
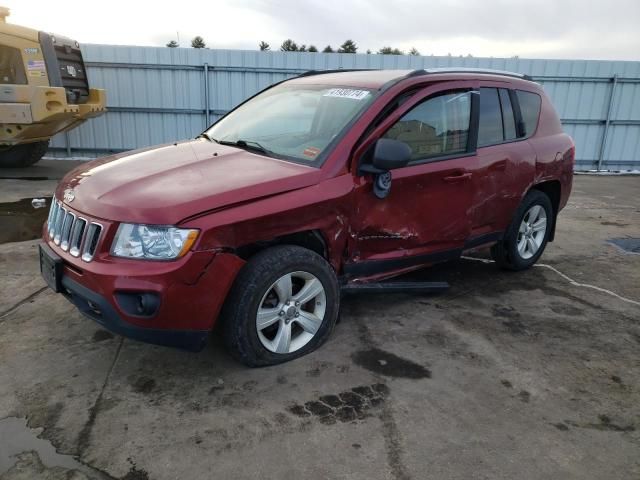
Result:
[308, 45, 318, 52]
[338, 39, 357, 53]
[280, 39, 299, 51]
[409, 47, 420, 56]
[322, 45, 334, 53]
[378, 46, 404, 55]
[191, 36, 206, 48]
[166, 40, 179, 48]
[259, 41, 270, 51]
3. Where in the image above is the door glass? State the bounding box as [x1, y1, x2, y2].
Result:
[478, 87, 503, 147]
[499, 89, 517, 140]
[383, 91, 471, 160]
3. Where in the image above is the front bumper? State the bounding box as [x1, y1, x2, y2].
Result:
[41, 237, 245, 351]
[61, 275, 209, 351]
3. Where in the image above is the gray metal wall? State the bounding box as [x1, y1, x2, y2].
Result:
[50, 44, 640, 171]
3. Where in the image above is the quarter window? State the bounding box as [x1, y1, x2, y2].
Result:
[383, 91, 471, 161]
[477, 88, 503, 147]
[516, 90, 542, 137]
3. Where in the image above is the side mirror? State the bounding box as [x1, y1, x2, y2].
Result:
[372, 138, 412, 171]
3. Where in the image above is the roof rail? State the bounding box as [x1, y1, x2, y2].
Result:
[420, 67, 533, 81]
[297, 69, 374, 78]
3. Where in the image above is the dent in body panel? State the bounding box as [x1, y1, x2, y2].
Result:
[185, 174, 355, 272]
[348, 164, 474, 265]
[472, 140, 538, 234]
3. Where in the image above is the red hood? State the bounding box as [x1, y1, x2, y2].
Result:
[57, 139, 322, 224]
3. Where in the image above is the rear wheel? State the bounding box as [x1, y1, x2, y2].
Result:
[491, 190, 553, 271]
[0, 140, 49, 168]
[221, 245, 340, 367]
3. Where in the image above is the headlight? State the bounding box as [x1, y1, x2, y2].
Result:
[111, 224, 199, 260]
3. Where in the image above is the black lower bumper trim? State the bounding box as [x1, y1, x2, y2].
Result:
[60, 276, 208, 352]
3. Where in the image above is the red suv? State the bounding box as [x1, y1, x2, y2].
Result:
[40, 68, 574, 366]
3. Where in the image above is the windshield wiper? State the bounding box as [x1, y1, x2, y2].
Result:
[218, 139, 274, 157]
[196, 132, 218, 143]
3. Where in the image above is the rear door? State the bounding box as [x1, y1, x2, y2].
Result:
[347, 82, 480, 275]
[470, 86, 536, 238]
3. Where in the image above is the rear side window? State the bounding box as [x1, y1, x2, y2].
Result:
[499, 89, 517, 140]
[383, 91, 471, 161]
[477, 88, 503, 147]
[516, 90, 542, 137]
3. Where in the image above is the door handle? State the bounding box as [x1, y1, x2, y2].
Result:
[443, 172, 472, 183]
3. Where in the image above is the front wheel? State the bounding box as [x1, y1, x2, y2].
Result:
[221, 245, 340, 367]
[491, 190, 553, 271]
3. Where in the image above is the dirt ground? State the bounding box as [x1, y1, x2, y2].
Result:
[0, 161, 639, 480]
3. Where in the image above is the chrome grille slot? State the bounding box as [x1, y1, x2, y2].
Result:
[47, 199, 103, 263]
[60, 211, 76, 251]
[82, 223, 102, 262]
[69, 218, 86, 257]
[53, 206, 66, 245]
[47, 200, 59, 238]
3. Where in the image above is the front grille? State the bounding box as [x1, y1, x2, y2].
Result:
[47, 198, 102, 262]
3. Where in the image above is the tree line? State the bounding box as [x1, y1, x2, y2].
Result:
[266, 40, 420, 55]
[166, 37, 422, 55]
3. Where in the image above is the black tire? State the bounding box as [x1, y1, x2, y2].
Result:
[0, 140, 49, 168]
[491, 190, 553, 271]
[221, 245, 340, 367]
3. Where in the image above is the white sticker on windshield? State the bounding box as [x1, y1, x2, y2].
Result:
[323, 88, 370, 100]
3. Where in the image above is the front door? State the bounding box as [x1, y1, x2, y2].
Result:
[346, 84, 479, 277]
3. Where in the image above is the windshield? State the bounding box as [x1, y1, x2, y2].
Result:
[205, 84, 375, 164]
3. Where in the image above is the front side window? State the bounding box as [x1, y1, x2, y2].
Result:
[516, 90, 542, 137]
[206, 84, 374, 164]
[383, 91, 471, 161]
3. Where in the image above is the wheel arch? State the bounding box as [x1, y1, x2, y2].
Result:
[529, 180, 561, 241]
[234, 229, 329, 263]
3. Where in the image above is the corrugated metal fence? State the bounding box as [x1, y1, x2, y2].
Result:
[50, 45, 640, 171]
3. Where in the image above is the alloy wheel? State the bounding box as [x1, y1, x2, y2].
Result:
[517, 204, 547, 259]
[256, 271, 326, 354]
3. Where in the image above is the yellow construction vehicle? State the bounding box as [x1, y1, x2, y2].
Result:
[0, 6, 105, 167]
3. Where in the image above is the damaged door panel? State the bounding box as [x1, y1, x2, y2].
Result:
[348, 85, 478, 270]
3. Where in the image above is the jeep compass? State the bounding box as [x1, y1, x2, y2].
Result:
[40, 68, 575, 366]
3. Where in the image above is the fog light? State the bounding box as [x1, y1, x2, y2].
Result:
[115, 292, 160, 318]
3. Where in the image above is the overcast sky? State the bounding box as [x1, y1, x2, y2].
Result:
[7, 0, 640, 60]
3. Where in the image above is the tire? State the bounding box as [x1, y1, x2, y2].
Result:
[491, 190, 553, 271]
[221, 245, 340, 367]
[0, 140, 49, 168]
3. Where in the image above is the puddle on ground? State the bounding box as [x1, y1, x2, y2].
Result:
[0, 416, 82, 475]
[352, 348, 431, 379]
[607, 237, 640, 254]
[0, 197, 49, 244]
